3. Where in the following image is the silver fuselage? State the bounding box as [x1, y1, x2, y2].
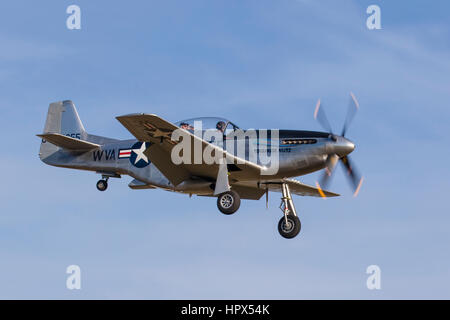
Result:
[40, 130, 354, 195]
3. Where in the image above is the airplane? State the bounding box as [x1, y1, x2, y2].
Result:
[37, 94, 362, 239]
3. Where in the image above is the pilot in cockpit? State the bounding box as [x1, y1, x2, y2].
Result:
[180, 122, 194, 130]
[216, 121, 226, 133]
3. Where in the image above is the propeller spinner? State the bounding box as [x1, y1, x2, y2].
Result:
[314, 93, 363, 197]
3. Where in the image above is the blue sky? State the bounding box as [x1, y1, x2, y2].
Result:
[0, 0, 449, 299]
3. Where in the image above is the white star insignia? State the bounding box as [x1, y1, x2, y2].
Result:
[133, 143, 149, 164]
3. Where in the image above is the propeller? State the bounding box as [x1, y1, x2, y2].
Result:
[341, 92, 359, 136]
[314, 93, 363, 197]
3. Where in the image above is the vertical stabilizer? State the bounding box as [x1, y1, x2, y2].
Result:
[39, 100, 87, 160]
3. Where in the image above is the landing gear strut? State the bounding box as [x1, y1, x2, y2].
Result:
[278, 183, 301, 239]
[95, 172, 121, 192]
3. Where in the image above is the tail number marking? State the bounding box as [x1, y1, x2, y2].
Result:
[93, 149, 116, 161]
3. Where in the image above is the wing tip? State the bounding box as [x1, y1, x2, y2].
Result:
[325, 191, 340, 197]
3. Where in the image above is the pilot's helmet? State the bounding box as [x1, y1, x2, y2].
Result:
[216, 121, 226, 132]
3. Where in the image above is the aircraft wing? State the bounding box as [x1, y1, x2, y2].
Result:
[116, 114, 265, 188]
[263, 178, 340, 198]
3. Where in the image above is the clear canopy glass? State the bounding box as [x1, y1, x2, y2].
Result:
[174, 117, 240, 133]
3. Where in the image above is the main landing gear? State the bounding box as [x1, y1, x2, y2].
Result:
[215, 184, 301, 239]
[217, 190, 241, 215]
[278, 183, 301, 239]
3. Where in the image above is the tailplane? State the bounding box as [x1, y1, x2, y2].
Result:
[37, 133, 100, 151]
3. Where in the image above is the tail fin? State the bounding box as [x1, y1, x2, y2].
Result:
[39, 100, 87, 160]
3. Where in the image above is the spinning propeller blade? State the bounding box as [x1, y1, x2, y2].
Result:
[314, 93, 363, 197]
[318, 154, 339, 190]
[314, 99, 333, 134]
[341, 92, 359, 137]
[340, 155, 364, 197]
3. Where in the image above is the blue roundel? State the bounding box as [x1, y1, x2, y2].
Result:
[129, 142, 151, 168]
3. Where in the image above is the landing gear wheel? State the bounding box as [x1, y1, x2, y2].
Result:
[278, 215, 301, 239]
[217, 190, 240, 215]
[96, 179, 108, 191]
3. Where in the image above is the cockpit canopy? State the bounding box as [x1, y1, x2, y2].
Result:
[175, 117, 240, 134]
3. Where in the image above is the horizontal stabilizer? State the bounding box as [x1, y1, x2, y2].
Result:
[37, 133, 100, 151]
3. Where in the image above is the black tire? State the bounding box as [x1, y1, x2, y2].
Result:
[278, 215, 301, 239]
[96, 179, 108, 191]
[217, 190, 240, 215]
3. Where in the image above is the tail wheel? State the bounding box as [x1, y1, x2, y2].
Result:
[278, 215, 301, 239]
[217, 190, 240, 215]
[96, 179, 108, 191]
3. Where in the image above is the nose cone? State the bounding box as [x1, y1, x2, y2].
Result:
[334, 136, 355, 156]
